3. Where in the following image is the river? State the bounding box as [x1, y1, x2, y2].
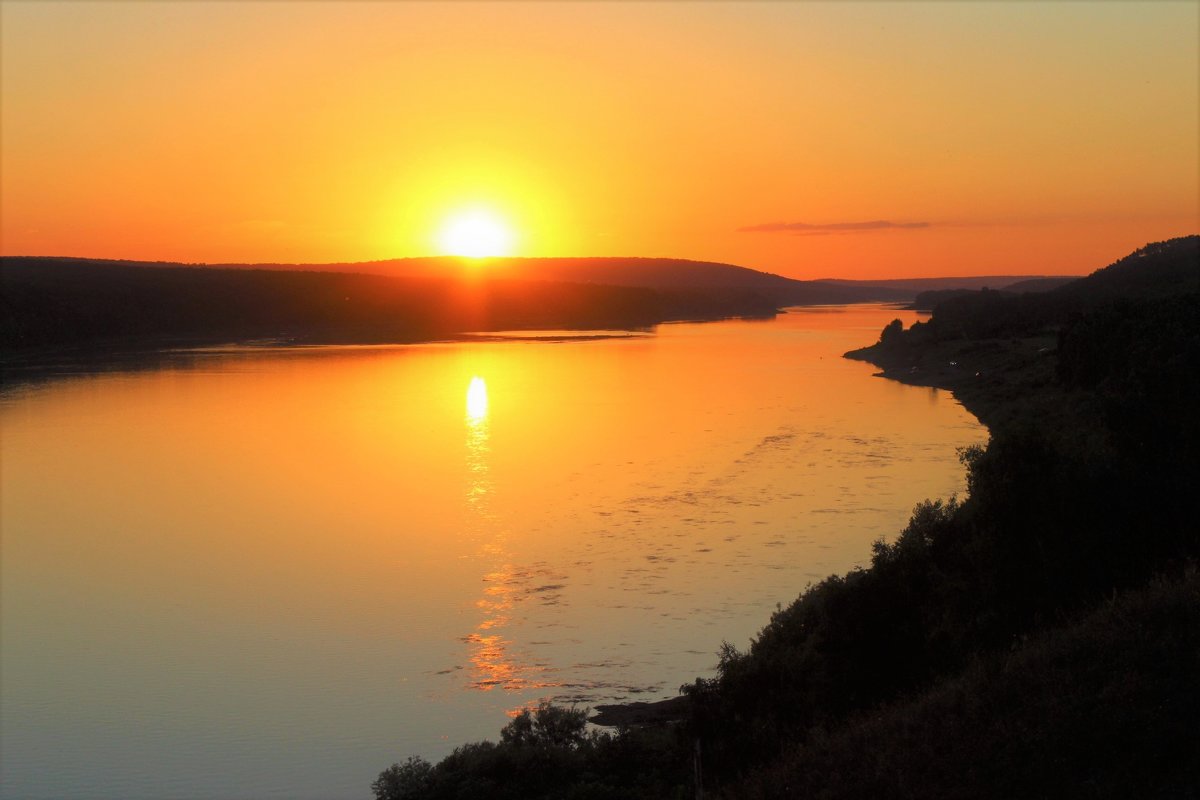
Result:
[0, 304, 983, 799]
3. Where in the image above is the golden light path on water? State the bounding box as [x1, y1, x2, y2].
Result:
[463, 375, 524, 695]
[464, 374, 560, 700]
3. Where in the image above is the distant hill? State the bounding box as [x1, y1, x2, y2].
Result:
[0, 257, 786, 353]
[9, 255, 915, 306]
[819, 275, 1078, 293]
[1056, 236, 1200, 302]
[910, 277, 1079, 312]
[199, 257, 1079, 305]
[1001, 276, 1077, 293]
[1, 253, 1106, 355]
[433, 257, 911, 304]
[893, 236, 1198, 342]
[846, 234, 1199, 431]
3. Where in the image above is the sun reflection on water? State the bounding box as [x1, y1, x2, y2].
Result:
[466, 376, 489, 424]
[462, 374, 531, 693]
[457, 374, 592, 697]
[465, 376, 490, 511]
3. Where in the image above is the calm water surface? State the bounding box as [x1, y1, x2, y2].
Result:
[1, 305, 983, 799]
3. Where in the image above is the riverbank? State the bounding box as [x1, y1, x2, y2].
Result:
[586, 329, 1044, 734]
[586, 322, 1034, 734]
[681, 239, 1200, 797]
[589, 696, 691, 728]
[366, 237, 1199, 799]
[844, 332, 1065, 434]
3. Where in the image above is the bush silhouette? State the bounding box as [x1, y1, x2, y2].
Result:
[500, 703, 589, 749]
[879, 317, 903, 345]
[372, 756, 434, 800]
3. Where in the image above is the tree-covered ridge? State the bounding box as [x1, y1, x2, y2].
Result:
[0, 258, 781, 353]
[901, 235, 1198, 343]
[0, 254, 923, 356]
[372, 235, 1200, 798]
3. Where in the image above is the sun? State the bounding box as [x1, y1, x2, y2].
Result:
[437, 210, 515, 258]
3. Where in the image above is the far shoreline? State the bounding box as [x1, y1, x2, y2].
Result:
[1, 303, 913, 393]
[0, 318, 711, 392]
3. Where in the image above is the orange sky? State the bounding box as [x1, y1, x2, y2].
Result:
[1, 1, 1197, 279]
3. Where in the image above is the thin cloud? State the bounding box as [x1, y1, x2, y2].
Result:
[738, 220, 932, 235]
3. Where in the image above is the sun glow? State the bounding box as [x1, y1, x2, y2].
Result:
[437, 211, 515, 258]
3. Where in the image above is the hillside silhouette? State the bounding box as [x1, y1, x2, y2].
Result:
[884, 236, 1198, 343]
[820, 274, 1077, 294]
[0, 257, 789, 353]
[7, 253, 1062, 358]
[2, 255, 1078, 345]
[370, 235, 1200, 799]
[846, 234, 1199, 431]
[909, 275, 1077, 311]
[27, 255, 911, 303]
[3, 256, 1091, 359]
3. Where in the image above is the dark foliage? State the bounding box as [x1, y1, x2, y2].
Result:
[374, 236, 1200, 797]
[878, 317, 904, 345]
[728, 568, 1200, 799]
[372, 704, 689, 800]
[999, 275, 1078, 293]
[910, 276, 1077, 312]
[907, 235, 1198, 343]
[909, 287, 980, 311]
[681, 237, 1200, 785]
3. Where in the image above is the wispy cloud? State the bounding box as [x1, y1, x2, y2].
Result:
[738, 220, 932, 235]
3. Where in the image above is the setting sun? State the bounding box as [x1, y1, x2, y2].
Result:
[437, 211, 515, 258]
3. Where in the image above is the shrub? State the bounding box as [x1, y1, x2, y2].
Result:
[500, 703, 589, 749]
[372, 755, 433, 800]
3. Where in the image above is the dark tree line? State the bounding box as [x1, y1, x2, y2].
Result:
[0, 258, 783, 352]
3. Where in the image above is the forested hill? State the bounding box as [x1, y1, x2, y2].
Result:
[0, 254, 916, 309]
[822, 274, 1077, 294]
[0, 258, 785, 353]
[2, 256, 1094, 347]
[898, 235, 1198, 342]
[845, 234, 1199, 431]
[368, 235, 1200, 799]
[910, 276, 1077, 311]
[2, 253, 1055, 354]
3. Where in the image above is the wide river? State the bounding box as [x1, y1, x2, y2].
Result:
[1, 304, 983, 799]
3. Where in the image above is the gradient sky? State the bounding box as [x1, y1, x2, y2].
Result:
[2, 1, 1197, 279]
